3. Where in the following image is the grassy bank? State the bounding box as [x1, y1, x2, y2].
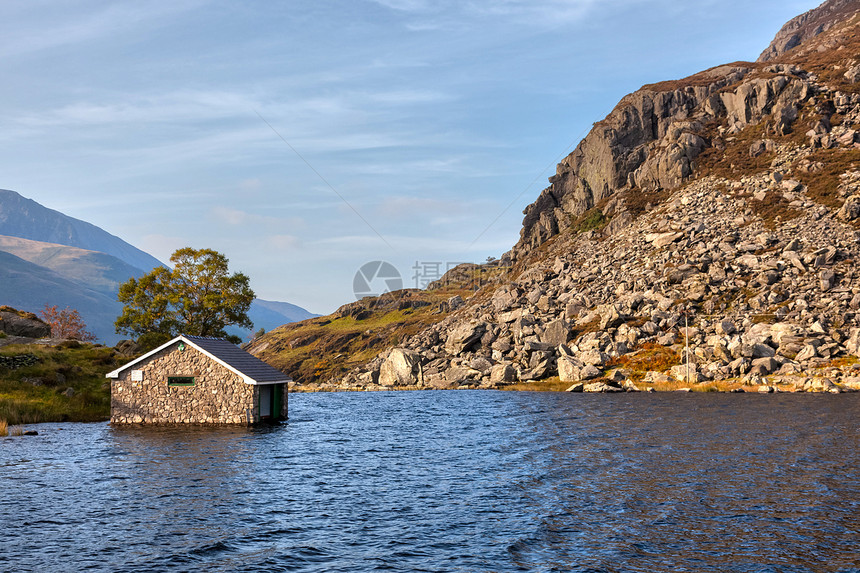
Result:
[0, 341, 125, 424]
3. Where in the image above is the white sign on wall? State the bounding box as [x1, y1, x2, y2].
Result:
[131, 370, 143, 382]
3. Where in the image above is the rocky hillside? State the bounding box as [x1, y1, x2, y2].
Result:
[0, 306, 51, 340]
[0, 306, 126, 424]
[255, 0, 860, 394]
[246, 273, 503, 389]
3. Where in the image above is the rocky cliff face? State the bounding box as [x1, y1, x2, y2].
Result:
[517, 66, 748, 253]
[758, 0, 859, 62]
[513, 0, 860, 260]
[514, 64, 822, 257]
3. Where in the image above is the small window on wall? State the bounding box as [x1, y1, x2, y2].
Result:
[167, 376, 195, 387]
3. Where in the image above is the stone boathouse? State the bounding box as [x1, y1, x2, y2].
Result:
[107, 335, 291, 424]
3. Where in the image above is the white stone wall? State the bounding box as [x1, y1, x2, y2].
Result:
[110, 342, 257, 424]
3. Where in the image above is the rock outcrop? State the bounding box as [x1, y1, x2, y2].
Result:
[513, 61, 827, 258]
[0, 307, 50, 338]
[757, 0, 859, 62]
[514, 0, 860, 260]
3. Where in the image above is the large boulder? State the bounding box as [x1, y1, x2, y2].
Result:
[596, 304, 623, 330]
[489, 364, 516, 383]
[845, 328, 860, 357]
[583, 381, 624, 393]
[0, 308, 51, 338]
[540, 318, 570, 346]
[115, 339, 143, 357]
[378, 348, 424, 387]
[557, 355, 583, 382]
[445, 322, 486, 355]
[838, 195, 860, 221]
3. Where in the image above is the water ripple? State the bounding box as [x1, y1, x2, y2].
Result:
[2, 392, 860, 571]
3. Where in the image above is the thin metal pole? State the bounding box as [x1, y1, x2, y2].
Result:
[685, 312, 690, 385]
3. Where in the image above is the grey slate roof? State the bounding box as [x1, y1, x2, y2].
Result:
[107, 334, 292, 384]
[183, 335, 290, 383]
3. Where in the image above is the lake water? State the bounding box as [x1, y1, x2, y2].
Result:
[2, 391, 860, 572]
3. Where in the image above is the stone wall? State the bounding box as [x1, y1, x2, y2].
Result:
[111, 341, 258, 424]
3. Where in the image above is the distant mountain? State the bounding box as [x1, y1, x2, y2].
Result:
[252, 299, 320, 327]
[228, 299, 320, 341]
[0, 250, 123, 342]
[0, 235, 145, 294]
[0, 189, 317, 344]
[0, 189, 163, 272]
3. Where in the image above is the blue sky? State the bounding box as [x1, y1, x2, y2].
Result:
[0, 0, 821, 314]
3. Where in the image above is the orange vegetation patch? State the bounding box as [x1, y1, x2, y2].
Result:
[694, 120, 778, 179]
[618, 188, 672, 219]
[501, 377, 576, 392]
[605, 342, 681, 382]
[823, 355, 860, 368]
[743, 190, 804, 229]
[794, 148, 860, 211]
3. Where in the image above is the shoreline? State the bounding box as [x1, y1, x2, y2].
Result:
[290, 375, 859, 394]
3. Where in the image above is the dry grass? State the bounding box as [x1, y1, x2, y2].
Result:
[605, 343, 681, 382]
[502, 376, 751, 393]
[619, 188, 672, 219]
[641, 378, 744, 393]
[0, 306, 40, 321]
[0, 342, 120, 424]
[0, 420, 24, 437]
[744, 190, 804, 228]
[794, 148, 860, 211]
[248, 286, 475, 384]
[501, 377, 576, 392]
[695, 122, 776, 179]
[824, 355, 860, 368]
[428, 264, 509, 292]
[777, 15, 860, 94]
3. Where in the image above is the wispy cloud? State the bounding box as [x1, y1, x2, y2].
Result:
[0, 1, 208, 57]
[15, 90, 258, 128]
[368, 0, 610, 29]
[9, 83, 460, 157]
[266, 234, 303, 251]
[366, 0, 433, 12]
[210, 207, 305, 230]
[314, 231, 511, 255]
